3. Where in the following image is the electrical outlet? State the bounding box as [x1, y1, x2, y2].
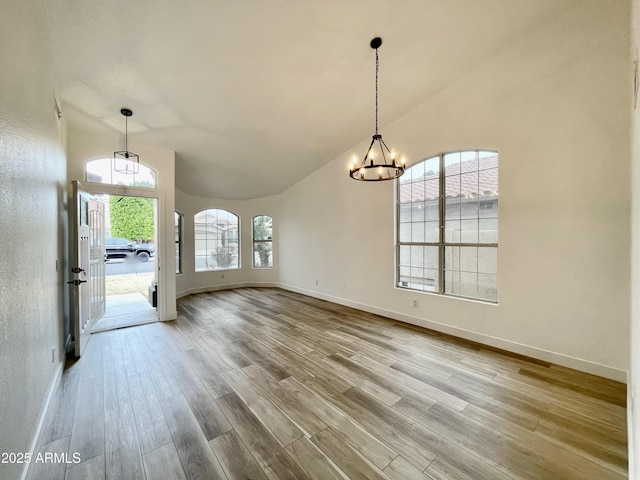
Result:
[51, 346, 56, 363]
[315, 280, 319, 286]
[412, 300, 419, 308]
[221, 274, 225, 279]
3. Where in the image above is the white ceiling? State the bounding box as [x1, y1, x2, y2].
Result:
[45, 0, 576, 200]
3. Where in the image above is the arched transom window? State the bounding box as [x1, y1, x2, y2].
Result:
[85, 158, 156, 188]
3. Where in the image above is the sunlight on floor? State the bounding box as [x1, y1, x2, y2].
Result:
[93, 292, 157, 332]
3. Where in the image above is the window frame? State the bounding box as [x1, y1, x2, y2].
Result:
[396, 150, 498, 303]
[252, 215, 273, 269]
[84, 157, 157, 188]
[174, 211, 183, 274]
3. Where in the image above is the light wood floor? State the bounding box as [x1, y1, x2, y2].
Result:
[29, 288, 627, 480]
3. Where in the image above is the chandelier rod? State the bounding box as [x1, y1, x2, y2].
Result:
[375, 46, 379, 135]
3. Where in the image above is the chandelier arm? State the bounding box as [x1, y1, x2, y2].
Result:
[362, 136, 377, 166]
[380, 137, 396, 166]
[377, 138, 388, 164]
[378, 136, 392, 153]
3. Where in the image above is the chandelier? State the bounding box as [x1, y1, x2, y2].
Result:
[113, 108, 140, 174]
[349, 37, 406, 181]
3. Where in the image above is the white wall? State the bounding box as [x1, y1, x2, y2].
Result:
[0, 3, 68, 480]
[175, 188, 280, 297]
[66, 129, 177, 320]
[630, 0, 639, 475]
[280, 0, 631, 381]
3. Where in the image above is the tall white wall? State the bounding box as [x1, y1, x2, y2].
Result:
[66, 129, 177, 320]
[175, 188, 280, 297]
[630, 0, 640, 475]
[280, 0, 631, 381]
[0, 3, 68, 479]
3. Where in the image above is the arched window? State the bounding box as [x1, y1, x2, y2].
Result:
[194, 209, 239, 272]
[253, 215, 273, 268]
[85, 158, 156, 188]
[397, 150, 498, 302]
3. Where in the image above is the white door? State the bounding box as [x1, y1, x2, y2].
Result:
[71, 181, 105, 356]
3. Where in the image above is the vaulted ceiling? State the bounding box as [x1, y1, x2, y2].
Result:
[45, 0, 576, 199]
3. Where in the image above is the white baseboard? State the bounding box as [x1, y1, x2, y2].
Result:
[21, 360, 64, 480]
[628, 370, 635, 478]
[278, 283, 628, 383]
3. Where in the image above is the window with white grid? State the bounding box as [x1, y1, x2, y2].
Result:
[397, 151, 498, 302]
[194, 209, 240, 272]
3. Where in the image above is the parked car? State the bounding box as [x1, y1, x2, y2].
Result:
[106, 237, 155, 262]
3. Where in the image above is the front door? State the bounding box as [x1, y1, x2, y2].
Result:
[71, 180, 105, 356]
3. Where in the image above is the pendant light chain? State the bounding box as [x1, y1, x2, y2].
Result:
[375, 48, 379, 135]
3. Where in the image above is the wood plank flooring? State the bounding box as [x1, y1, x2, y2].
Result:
[28, 288, 628, 480]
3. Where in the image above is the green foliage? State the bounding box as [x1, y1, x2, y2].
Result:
[110, 196, 154, 243]
[253, 215, 272, 267]
[253, 215, 272, 241]
[135, 180, 155, 189]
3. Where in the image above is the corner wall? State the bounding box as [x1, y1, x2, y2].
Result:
[280, 0, 631, 381]
[0, 3, 68, 479]
[629, 0, 639, 475]
[175, 188, 280, 297]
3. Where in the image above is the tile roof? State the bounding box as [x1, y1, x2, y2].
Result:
[400, 153, 498, 203]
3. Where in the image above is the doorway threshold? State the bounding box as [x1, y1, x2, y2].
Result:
[93, 292, 157, 333]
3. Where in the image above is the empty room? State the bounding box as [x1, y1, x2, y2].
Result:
[1, 1, 639, 479]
